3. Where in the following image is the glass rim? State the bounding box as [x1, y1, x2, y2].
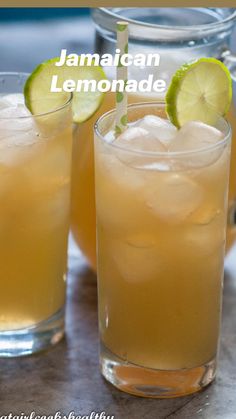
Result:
[93, 8, 236, 40]
[0, 72, 72, 120]
[94, 101, 231, 159]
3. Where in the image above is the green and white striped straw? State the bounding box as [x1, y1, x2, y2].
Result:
[115, 21, 129, 136]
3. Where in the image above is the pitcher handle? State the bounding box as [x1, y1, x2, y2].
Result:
[221, 49, 236, 81]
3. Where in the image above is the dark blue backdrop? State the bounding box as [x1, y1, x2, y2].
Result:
[0, 8, 89, 21]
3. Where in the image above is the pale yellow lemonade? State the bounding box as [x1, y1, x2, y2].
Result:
[71, 92, 236, 268]
[0, 94, 72, 330]
[94, 104, 230, 381]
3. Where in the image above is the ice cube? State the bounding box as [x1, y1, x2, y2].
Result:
[110, 237, 161, 283]
[112, 126, 167, 170]
[184, 210, 225, 257]
[145, 173, 203, 222]
[114, 126, 166, 153]
[190, 204, 221, 226]
[0, 102, 36, 141]
[135, 114, 177, 146]
[0, 104, 32, 124]
[0, 93, 32, 132]
[0, 103, 39, 165]
[0, 93, 24, 111]
[95, 149, 145, 233]
[0, 93, 25, 107]
[169, 121, 223, 152]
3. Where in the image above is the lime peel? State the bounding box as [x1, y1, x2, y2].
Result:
[166, 58, 232, 128]
[24, 56, 107, 124]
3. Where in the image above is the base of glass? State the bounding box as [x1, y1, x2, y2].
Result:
[100, 343, 216, 398]
[0, 308, 64, 357]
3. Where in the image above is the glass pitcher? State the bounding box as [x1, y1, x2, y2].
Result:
[71, 7, 236, 269]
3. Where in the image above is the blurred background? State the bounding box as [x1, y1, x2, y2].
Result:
[0, 8, 93, 72]
[1, 7, 236, 75]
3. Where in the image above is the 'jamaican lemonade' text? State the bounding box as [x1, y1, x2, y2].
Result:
[50, 49, 166, 94]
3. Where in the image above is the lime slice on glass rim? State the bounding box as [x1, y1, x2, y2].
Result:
[24, 57, 106, 123]
[166, 57, 232, 128]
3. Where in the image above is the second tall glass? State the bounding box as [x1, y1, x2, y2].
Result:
[94, 103, 231, 398]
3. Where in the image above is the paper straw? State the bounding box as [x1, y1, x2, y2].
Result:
[115, 21, 129, 136]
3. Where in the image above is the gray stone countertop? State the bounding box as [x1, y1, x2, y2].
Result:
[1, 239, 236, 419]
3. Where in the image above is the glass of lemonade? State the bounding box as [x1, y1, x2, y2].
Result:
[71, 8, 236, 269]
[94, 102, 231, 398]
[0, 73, 72, 357]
